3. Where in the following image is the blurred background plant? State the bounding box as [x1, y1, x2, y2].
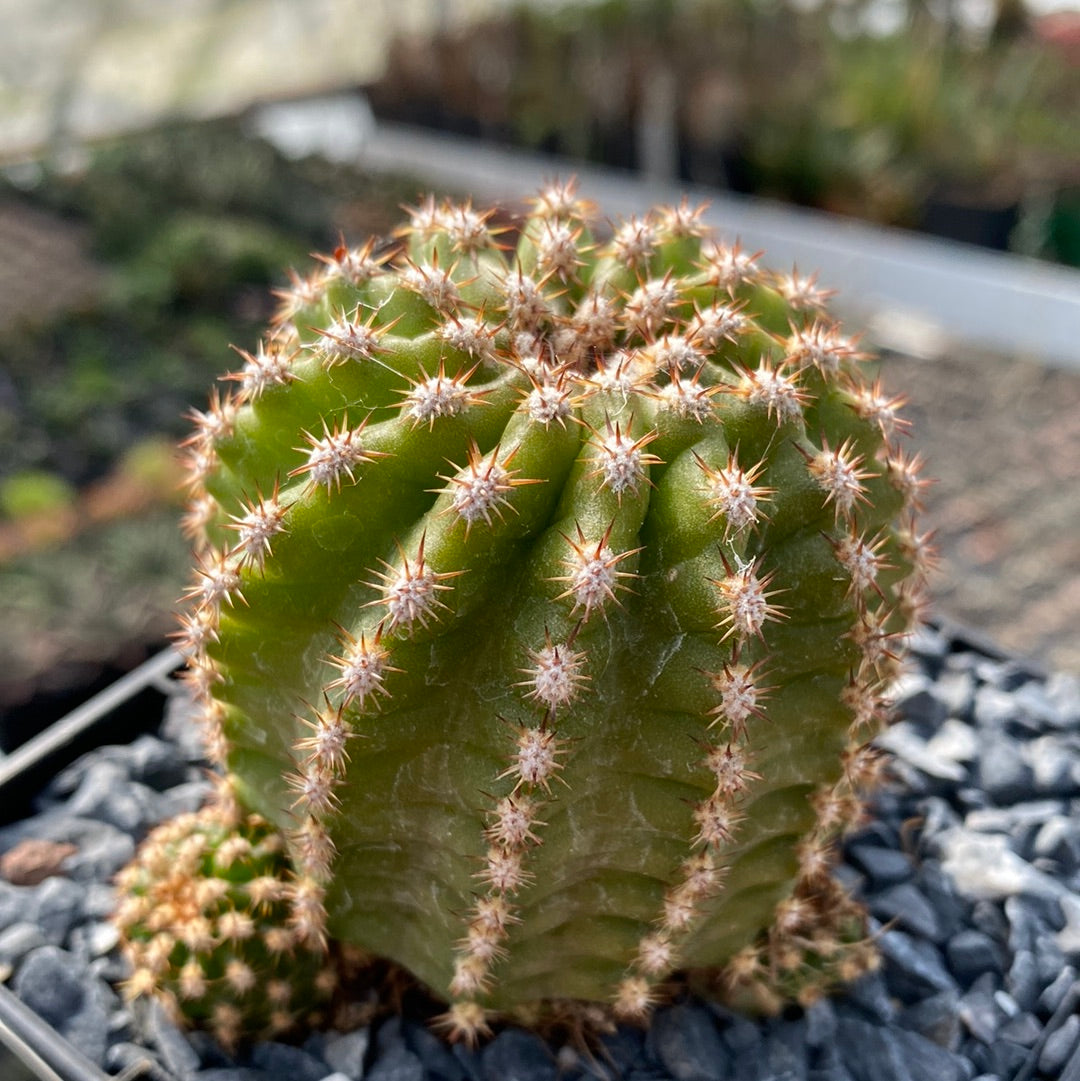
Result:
[369, 0, 1079, 259]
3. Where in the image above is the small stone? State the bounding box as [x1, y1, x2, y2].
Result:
[846, 845, 912, 888]
[1006, 949, 1041, 1013]
[1038, 964, 1077, 1013]
[1028, 737, 1079, 796]
[65, 761, 148, 831]
[68, 919, 120, 961]
[891, 673, 949, 731]
[12, 945, 109, 1065]
[933, 671, 976, 722]
[972, 685, 1017, 730]
[715, 1007, 762, 1054]
[1039, 1014, 1080, 1077]
[878, 928, 957, 999]
[898, 990, 961, 1051]
[988, 1038, 1029, 1077]
[1031, 815, 1080, 872]
[877, 723, 965, 783]
[0, 921, 47, 967]
[647, 1003, 730, 1081]
[969, 900, 1009, 944]
[837, 1017, 966, 1081]
[997, 1011, 1041, 1047]
[33, 874, 86, 943]
[1057, 894, 1080, 958]
[0, 838, 79, 885]
[958, 986, 1002, 1045]
[147, 998, 201, 1080]
[1011, 681, 1067, 733]
[1044, 672, 1080, 729]
[323, 1028, 370, 1080]
[979, 738, 1035, 806]
[104, 1042, 172, 1081]
[481, 1028, 556, 1081]
[838, 969, 896, 1023]
[945, 929, 1004, 984]
[870, 882, 944, 941]
[938, 830, 1066, 902]
[251, 1041, 331, 1081]
[925, 717, 979, 763]
[762, 1018, 809, 1080]
[803, 998, 838, 1048]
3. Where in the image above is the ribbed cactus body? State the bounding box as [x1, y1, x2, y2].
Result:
[178, 186, 929, 1034]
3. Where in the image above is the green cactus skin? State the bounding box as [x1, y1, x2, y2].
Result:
[113, 795, 338, 1046]
[175, 183, 931, 1041]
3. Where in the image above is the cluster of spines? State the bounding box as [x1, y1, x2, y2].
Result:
[172, 180, 932, 1042]
[113, 795, 337, 1047]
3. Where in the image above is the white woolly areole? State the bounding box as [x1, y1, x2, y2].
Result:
[384, 564, 444, 630]
[569, 545, 620, 616]
[716, 563, 777, 639]
[302, 427, 370, 489]
[400, 263, 459, 310]
[241, 346, 291, 398]
[812, 447, 865, 517]
[337, 640, 387, 704]
[406, 375, 472, 424]
[452, 458, 509, 524]
[660, 379, 713, 421]
[742, 364, 804, 422]
[527, 383, 572, 426]
[835, 534, 881, 592]
[710, 666, 760, 728]
[597, 430, 648, 495]
[706, 465, 762, 533]
[320, 318, 380, 363]
[525, 643, 585, 711]
[692, 302, 746, 346]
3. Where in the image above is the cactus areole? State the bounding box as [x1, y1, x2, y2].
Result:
[174, 184, 931, 1040]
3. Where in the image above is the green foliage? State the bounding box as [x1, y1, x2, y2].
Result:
[175, 186, 931, 1039]
[0, 470, 75, 520]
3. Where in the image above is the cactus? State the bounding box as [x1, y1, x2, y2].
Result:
[113, 793, 339, 1046]
[171, 182, 931, 1041]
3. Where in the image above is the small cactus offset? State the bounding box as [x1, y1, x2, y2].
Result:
[113, 794, 338, 1046]
[171, 182, 931, 1040]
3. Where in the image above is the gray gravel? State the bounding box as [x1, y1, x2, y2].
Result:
[2, 622, 1079, 1080]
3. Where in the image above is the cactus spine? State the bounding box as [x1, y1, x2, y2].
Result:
[165, 182, 930, 1041]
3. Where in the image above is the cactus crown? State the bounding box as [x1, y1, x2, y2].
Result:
[164, 181, 930, 1042]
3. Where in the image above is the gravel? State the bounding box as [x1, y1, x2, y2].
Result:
[2, 622, 1079, 1081]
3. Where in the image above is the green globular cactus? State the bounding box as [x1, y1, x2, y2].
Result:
[174, 182, 932, 1041]
[113, 795, 338, 1046]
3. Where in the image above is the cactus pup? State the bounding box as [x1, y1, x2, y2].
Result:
[155, 181, 931, 1042]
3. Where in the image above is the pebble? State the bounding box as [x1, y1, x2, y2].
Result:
[251, 1041, 332, 1081]
[13, 945, 111, 1065]
[323, 1028, 370, 1080]
[1039, 1013, 1080, 1076]
[147, 998, 202, 1080]
[647, 1003, 730, 1081]
[944, 929, 1004, 983]
[3, 624, 1080, 1081]
[870, 882, 944, 941]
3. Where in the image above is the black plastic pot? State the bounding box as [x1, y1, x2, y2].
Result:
[0, 648, 183, 1081]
